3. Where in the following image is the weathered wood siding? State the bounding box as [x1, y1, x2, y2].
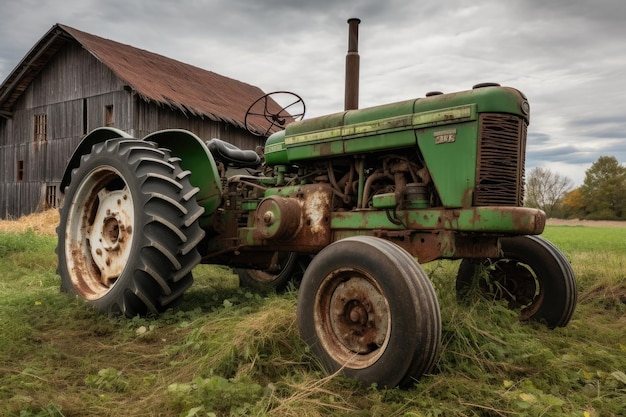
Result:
[132, 99, 263, 150]
[18, 43, 125, 110]
[0, 43, 129, 218]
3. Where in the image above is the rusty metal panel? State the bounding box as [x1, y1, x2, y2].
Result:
[331, 230, 502, 263]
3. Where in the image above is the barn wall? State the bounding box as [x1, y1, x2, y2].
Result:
[1, 41, 267, 219]
[0, 43, 131, 218]
[16, 43, 126, 109]
[0, 117, 11, 181]
[132, 100, 264, 150]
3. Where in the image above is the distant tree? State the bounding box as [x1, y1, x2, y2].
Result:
[561, 188, 586, 219]
[525, 167, 573, 217]
[579, 156, 626, 219]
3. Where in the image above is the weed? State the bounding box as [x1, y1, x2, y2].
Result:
[85, 368, 129, 393]
[168, 375, 265, 416]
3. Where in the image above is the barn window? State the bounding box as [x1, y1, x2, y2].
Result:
[83, 99, 88, 134]
[105, 105, 114, 126]
[17, 160, 24, 182]
[45, 185, 58, 208]
[34, 113, 47, 144]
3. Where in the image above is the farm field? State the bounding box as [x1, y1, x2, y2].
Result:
[0, 212, 625, 416]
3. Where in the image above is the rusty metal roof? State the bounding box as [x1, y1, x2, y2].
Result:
[0, 23, 282, 132]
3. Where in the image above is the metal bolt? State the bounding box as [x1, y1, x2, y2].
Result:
[263, 211, 275, 225]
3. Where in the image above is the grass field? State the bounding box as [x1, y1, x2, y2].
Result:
[0, 220, 625, 416]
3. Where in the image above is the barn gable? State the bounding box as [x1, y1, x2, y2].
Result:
[0, 24, 281, 219]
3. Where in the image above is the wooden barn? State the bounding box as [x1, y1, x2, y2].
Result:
[0, 23, 279, 219]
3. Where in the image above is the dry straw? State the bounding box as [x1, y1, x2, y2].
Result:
[0, 209, 59, 235]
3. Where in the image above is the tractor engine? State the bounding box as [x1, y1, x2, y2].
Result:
[204, 83, 537, 268]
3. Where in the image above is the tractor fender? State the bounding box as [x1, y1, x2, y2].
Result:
[60, 127, 132, 193]
[143, 129, 222, 217]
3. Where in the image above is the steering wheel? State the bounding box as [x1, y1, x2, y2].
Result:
[245, 91, 305, 137]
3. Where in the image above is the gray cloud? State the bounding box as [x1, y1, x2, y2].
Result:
[1, 0, 624, 186]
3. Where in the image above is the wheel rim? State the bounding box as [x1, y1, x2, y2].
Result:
[314, 268, 391, 369]
[486, 260, 544, 320]
[65, 166, 135, 300]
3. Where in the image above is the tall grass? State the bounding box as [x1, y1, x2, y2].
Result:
[0, 226, 625, 416]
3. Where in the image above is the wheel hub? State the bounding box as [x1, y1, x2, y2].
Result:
[87, 188, 134, 286]
[490, 261, 539, 313]
[329, 277, 389, 354]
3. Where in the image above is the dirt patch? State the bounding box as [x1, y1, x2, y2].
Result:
[0, 209, 60, 235]
[546, 218, 626, 228]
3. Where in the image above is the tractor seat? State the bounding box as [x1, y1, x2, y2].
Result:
[206, 138, 260, 168]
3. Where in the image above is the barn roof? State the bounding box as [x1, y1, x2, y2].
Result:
[0, 23, 282, 133]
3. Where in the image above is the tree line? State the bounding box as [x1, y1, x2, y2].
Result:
[525, 156, 626, 220]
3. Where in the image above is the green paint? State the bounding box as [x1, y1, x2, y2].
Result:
[416, 121, 478, 208]
[143, 129, 222, 216]
[330, 206, 544, 235]
[264, 130, 288, 165]
[372, 193, 397, 209]
[265, 86, 527, 166]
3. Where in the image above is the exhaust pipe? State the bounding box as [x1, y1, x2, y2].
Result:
[344, 18, 360, 111]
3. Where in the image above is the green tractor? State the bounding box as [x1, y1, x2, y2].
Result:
[56, 23, 576, 389]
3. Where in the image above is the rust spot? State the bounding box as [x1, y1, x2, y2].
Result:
[318, 142, 333, 156]
[69, 243, 99, 297]
[251, 184, 333, 252]
[255, 196, 302, 240]
[461, 186, 474, 208]
[329, 276, 388, 354]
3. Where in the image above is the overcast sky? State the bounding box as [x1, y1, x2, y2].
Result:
[1, 0, 625, 186]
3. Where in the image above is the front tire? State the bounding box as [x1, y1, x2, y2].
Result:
[456, 235, 577, 328]
[57, 139, 205, 316]
[297, 236, 441, 388]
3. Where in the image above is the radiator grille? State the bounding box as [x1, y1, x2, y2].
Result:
[474, 113, 526, 206]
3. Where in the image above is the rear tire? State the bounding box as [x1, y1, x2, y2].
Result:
[57, 139, 205, 316]
[236, 251, 298, 291]
[236, 252, 312, 291]
[297, 236, 441, 388]
[456, 235, 577, 328]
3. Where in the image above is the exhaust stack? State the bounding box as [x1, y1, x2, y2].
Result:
[344, 18, 361, 111]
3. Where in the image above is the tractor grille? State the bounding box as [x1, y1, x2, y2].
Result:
[474, 113, 527, 206]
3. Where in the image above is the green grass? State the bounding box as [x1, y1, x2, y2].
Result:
[0, 226, 625, 416]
